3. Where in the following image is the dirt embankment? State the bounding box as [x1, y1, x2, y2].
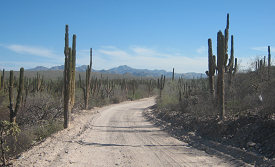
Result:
[143, 105, 275, 167]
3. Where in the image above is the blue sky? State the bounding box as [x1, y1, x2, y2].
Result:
[0, 0, 274, 73]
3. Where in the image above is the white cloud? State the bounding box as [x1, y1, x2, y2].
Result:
[1, 44, 209, 73]
[91, 46, 207, 73]
[196, 46, 207, 54]
[251, 46, 275, 52]
[3, 44, 58, 59]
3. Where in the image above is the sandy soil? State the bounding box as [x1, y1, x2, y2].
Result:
[13, 97, 251, 167]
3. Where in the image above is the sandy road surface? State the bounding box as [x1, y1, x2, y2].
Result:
[14, 97, 244, 167]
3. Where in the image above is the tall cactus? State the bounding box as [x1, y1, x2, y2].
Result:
[158, 75, 165, 97]
[227, 35, 237, 86]
[104, 77, 114, 99]
[9, 71, 14, 123]
[147, 79, 156, 97]
[0, 69, 1, 91]
[63, 24, 76, 128]
[70, 34, 76, 107]
[1, 69, 4, 91]
[205, 38, 216, 98]
[172, 68, 175, 82]
[268, 46, 271, 80]
[9, 68, 24, 123]
[79, 48, 92, 110]
[207, 13, 237, 120]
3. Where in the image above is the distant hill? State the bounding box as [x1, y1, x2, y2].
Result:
[26, 66, 50, 71]
[26, 65, 206, 79]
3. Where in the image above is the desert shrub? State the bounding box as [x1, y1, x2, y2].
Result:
[34, 120, 63, 140]
[72, 88, 84, 112]
[18, 92, 63, 125]
[111, 96, 121, 104]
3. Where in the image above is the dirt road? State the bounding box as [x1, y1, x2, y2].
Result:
[14, 97, 249, 166]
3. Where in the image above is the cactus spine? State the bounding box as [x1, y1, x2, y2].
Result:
[158, 75, 165, 97]
[9, 68, 24, 123]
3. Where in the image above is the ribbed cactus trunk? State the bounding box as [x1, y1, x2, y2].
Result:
[70, 34, 76, 107]
[9, 70, 14, 123]
[206, 38, 215, 98]
[64, 25, 71, 129]
[217, 31, 226, 120]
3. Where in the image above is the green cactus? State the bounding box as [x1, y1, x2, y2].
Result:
[147, 79, 156, 97]
[70, 34, 76, 107]
[9, 70, 14, 122]
[207, 13, 237, 120]
[8, 68, 24, 123]
[64, 25, 71, 128]
[268, 46, 271, 80]
[130, 79, 138, 99]
[104, 77, 114, 99]
[205, 38, 216, 98]
[172, 68, 175, 82]
[157, 75, 165, 97]
[79, 48, 92, 109]
[1, 69, 4, 91]
[228, 35, 237, 85]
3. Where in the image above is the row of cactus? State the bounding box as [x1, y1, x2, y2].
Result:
[177, 76, 207, 101]
[254, 46, 272, 79]
[206, 13, 237, 120]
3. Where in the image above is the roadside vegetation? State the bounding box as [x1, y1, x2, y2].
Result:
[151, 14, 275, 164]
[0, 69, 158, 165]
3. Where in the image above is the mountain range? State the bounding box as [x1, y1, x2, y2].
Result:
[26, 65, 206, 79]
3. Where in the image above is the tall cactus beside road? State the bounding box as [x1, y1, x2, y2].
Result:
[207, 13, 237, 120]
[63, 25, 76, 128]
